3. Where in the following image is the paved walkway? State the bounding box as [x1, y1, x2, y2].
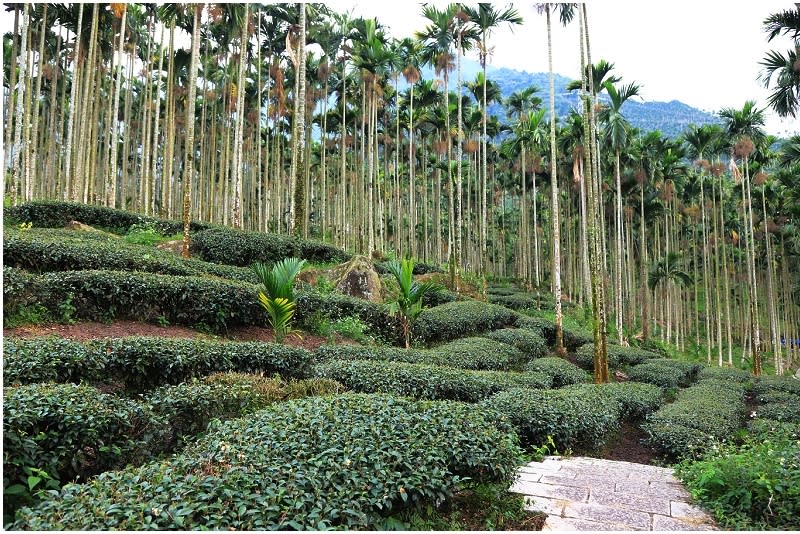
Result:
[510, 456, 717, 531]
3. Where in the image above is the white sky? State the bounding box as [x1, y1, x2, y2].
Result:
[2, 1, 798, 136]
[326, 0, 799, 137]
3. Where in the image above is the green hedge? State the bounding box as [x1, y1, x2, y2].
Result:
[295, 291, 403, 345]
[412, 301, 517, 345]
[3, 384, 167, 519]
[488, 292, 553, 311]
[316, 338, 526, 372]
[191, 227, 350, 267]
[626, 362, 687, 389]
[698, 366, 753, 384]
[4, 200, 212, 234]
[525, 357, 589, 387]
[428, 337, 527, 371]
[483, 328, 548, 360]
[564, 382, 664, 420]
[3, 268, 262, 332]
[512, 315, 555, 342]
[13, 394, 521, 530]
[753, 389, 800, 423]
[753, 375, 800, 397]
[643, 380, 747, 459]
[314, 359, 552, 403]
[575, 343, 661, 370]
[3, 337, 314, 390]
[3, 228, 258, 283]
[480, 387, 621, 451]
[144, 373, 346, 448]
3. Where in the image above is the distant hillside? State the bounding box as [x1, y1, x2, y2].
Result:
[422, 59, 721, 139]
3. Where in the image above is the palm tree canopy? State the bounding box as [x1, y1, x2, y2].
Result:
[648, 252, 693, 292]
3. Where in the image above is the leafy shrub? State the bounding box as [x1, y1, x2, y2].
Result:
[698, 366, 753, 384]
[3, 337, 314, 389]
[144, 373, 346, 447]
[421, 288, 459, 307]
[643, 380, 747, 459]
[3, 200, 212, 235]
[412, 301, 517, 345]
[525, 357, 589, 387]
[3, 337, 106, 386]
[753, 375, 800, 397]
[3, 384, 167, 518]
[13, 394, 521, 530]
[756, 390, 800, 405]
[648, 358, 703, 384]
[4, 269, 263, 332]
[315, 344, 429, 364]
[429, 337, 527, 371]
[295, 291, 403, 345]
[565, 382, 664, 420]
[3, 267, 42, 326]
[314, 359, 552, 403]
[486, 286, 520, 296]
[481, 387, 621, 451]
[3, 228, 258, 283]
[675, 421, 800, 530]
[484, 328, 547, 360]
[489, 292, 552, 311]
[575, 343, 661, 370]
[756, 402, 800, 423]
[626, 362, 687, 389]
[374, 260, 443, 276]
[191, 227, 350, 267]
[512, 316, 556, 344]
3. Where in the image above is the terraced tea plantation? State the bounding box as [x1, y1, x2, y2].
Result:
[3, 202, 799, 530]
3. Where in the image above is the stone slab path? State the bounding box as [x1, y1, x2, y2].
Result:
[510, 456, 717, 531]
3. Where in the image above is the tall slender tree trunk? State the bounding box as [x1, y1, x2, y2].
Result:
[232, 4, 249, 229]
[291, 3, 307, 236]
[182, 4, 202, 258]
[106, 4, 127, 208]
[11, 3, 29, 205]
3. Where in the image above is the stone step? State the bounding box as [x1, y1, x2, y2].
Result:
[511, 456, 716, 531]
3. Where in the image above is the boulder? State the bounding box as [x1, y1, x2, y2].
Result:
[64, 220, 119, 238]
[331, 255, 383, 303]
[156, 239, 187, 256]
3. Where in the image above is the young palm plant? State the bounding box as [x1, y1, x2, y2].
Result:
[251, 258, 307, 343]
[386, 258, 443, 348]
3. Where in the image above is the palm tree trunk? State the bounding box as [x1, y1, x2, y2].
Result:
[232, 4, 249, 229]
[11, 3, 29, 205]
[182, 4, 202, 258]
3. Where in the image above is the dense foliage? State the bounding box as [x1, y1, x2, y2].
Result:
[314, 359, 552, 402]
[483, 328, 548, 359]
[525, 357, 589, 387]
[413, 301, 518, 344]
[12, 394, 522, 530]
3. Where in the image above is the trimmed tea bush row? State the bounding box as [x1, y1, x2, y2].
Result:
[412, 300, 518, 344]
[316, 337, 528, 372]
[525, 357, 589, 387]
[3, 228, 258, 283]
[295, 291, 402, 345]
[575, 343, 662, 371]
[3, 337, 314, 389]
[698, 366, 753, 384]
[4, 200, 213, 235]
[754, 390, 800, 423]
[3, 383, 168, 519]
[753, 375, 800, 397]
[516, 316, 593, 351]
[3, 268, 262, 331]
[191, 227, 350, 267]
[488, 292, 554, 311]
[484, 328, 548, 360]
[643, 379, 747, 459]
[313, 359, 552, 402]
[482, 382, 663, 452]
[13, 394, 521, 530]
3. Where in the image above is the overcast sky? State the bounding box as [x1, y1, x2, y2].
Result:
[326, 0, 799, 136]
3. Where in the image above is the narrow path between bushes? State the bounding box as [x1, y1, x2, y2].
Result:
[510, 456, 716, 531]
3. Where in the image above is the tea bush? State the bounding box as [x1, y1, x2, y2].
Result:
[314, 359, 552, 402]
[4, 384, 167, 519]
[13, 394, 521, 530]
[428, 337, 527, 371]
[753, 375, 800, 397]
[483, 328, 548, 360]
[575, 343, 661, 370]
[676, 421, 800, 530]
[3, 228, 258, 283]
[698, 366, 753, 384]
[296, 291, 403, 345]
[626, 362, 687, 389]
[513, 316, 556, 344]
[481, 387, 621, 451]
[412, 301, 517, 344]
[643, 380, 747, 459]
[191, 227, 350, 266]
[4, 269, 262, 332]
[565, 382, 663, 420]
[525, 357, 589, 387]
[3, 337, 314, 389]
[3, 200, 212, 234]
